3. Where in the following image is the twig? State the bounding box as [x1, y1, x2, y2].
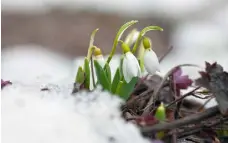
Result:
[166, 87, 201, 108]
[177, 116, 228, 138]
[141, 106, 219, 133]
[159, 46, 173, 62]
[191, 93, 213, 99]
[142, 64, 202, 115]
[197, 97, 214, 112]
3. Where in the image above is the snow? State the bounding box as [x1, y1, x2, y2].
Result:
[1, 46, 152, 143]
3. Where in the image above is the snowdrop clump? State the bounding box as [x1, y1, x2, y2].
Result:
[1, 21, 163, 143]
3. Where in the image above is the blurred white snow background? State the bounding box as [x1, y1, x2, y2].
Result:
[2, 83, 150, 143]
[1, 0, 228, 143]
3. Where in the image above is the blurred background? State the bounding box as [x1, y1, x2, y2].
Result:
[2, 0, 228, 81]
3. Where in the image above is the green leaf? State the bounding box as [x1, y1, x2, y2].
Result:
[115, 80, 124, 95]
[84, 57, 90, 89]
[111, 68, 121, 94]
[119, 55, 124, 77]
[104, 63, 112, 84]
[132, 26, 163, 54]
[106, 20, 138, 64]
[87, 29, 99, 59]
[117, 77, 138, 100]
[94, 60, 111, 91]
[137, 42, 145, 72]
[89, 28, 99, 48]
[75, 66, 85, 84]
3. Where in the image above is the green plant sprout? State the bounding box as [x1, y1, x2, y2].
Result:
[74, 20, 163, 100]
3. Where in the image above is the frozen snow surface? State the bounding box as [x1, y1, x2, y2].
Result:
[1, 80, 149, 143]
[1, 46, 151, 143]
[1, 85, 150, 143]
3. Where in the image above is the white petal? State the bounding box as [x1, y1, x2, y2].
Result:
[122, 52, 141, 83]
[95, 55, 105, 68]
[144, 49, 160, 75]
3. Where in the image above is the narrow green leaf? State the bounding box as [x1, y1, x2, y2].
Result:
[137, 42, 145, 72]
[104, 63, 112, 84]
[84, 57, 90, 89]
[75, 66, 85, 84]
[119, 55, 124, 77]
[106, 20, 138, 64]
[87, 29, 99, 59]
[132, 26, 163, 54]
[111, 68, 121, 94]
[94, 60, 111, 91]
[115, 81, 124, 95]
[117, 77, 138, 100]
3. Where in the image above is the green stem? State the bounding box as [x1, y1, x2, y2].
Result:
[90, 49, 96, 88]
[106, 20, 138, 64]
[137, 42, 145, 72]
[132, 26, 163, 54]
[87, 46, 96, 61]
[87, 28, 99, 60]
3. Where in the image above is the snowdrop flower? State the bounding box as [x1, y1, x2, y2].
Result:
[124, 29, 140, 47]
[94, 47, 105, 68]
[122, 42, 141, 83]
[143, 37, 160, 75]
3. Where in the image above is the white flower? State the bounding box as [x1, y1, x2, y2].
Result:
[122, 51, 141, 83]
[143, 37, 160, 75]
[95, 55, 105, 68]
[144, 49, 160, 75]
[94, 47, 105, 68]
[124, 29, 140, 46]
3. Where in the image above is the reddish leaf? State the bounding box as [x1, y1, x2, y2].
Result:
[195, 62, 228, 115]
[172, 67, 193, 89]
[135, 115, 158, 126]
[1, 79, 12, 89]
[171, 67, 193, 96]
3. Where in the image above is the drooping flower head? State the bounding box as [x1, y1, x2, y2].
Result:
[94, 47, 105, 68]
[121, 42, 141, 83]
[142, 37, 160, 75]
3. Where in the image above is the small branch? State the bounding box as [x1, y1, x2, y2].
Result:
[143, 64, 202, 115]
[159, 46, 173, 62]
[166, 87, 201, 108]
[191, 93, 213, 99]
[141, 106, 220, 133]
[197, 97, 214, 112]
[177, 116, 228, 138]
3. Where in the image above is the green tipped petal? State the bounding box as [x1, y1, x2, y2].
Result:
[155, 102, 166, 121]
[143, 37, 152, 50]
[121, 42, 131, 54]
